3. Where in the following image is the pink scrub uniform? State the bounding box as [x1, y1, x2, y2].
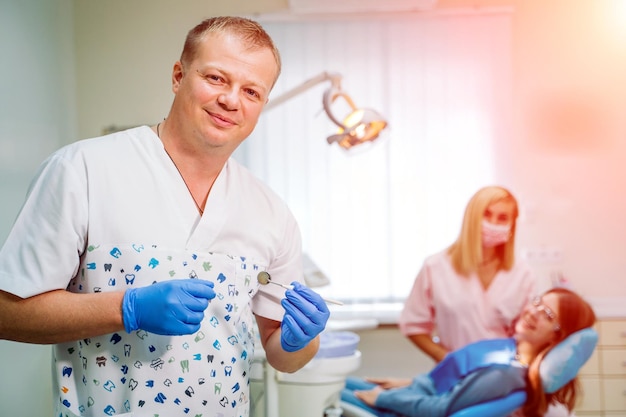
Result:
[0, 126, 302, 417]
[399, 250, 536, 352]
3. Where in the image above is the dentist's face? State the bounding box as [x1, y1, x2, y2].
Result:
[171, 32, 278, 154]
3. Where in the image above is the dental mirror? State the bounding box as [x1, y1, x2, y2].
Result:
[257, 271, 343, 306]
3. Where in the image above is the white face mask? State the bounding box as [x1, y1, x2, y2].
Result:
[481, 219, 511, 247]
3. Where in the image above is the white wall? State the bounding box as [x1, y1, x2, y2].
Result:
[0, 1, 76, 415]
[509, 0, 626, 298]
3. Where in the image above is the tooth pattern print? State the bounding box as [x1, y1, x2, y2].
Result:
[54, 244, 262, 417]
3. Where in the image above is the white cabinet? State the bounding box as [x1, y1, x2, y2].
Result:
[576, 319, 626, 416]
[577, 376, 602, 413]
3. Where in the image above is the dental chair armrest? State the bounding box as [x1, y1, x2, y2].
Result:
[339, 401, 379, 417]
[448, 390, 527, 417]
[446, 366, 526, 416]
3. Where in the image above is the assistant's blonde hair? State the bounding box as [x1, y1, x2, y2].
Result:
[447, 185, 519, 276]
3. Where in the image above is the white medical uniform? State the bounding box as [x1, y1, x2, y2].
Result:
[0, 126, 303, 417]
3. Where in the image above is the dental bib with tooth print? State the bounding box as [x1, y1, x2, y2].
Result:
[54, 244, 262, 417]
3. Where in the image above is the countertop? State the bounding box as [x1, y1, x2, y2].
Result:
[327, 296, 626, 329]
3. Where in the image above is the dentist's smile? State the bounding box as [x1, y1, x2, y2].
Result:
[209, 111, 236, 127]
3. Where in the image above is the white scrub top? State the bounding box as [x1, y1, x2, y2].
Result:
[0, 126, 304, 417]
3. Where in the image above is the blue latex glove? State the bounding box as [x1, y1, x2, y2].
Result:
[122, 279, 215, 335]
[280, 281, 330, 352]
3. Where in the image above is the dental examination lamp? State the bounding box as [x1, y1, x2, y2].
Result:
[264, 72, 388, 150]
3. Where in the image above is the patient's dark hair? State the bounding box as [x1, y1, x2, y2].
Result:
[524, 288, 596, 416]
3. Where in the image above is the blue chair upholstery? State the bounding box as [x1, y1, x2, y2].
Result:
[447, 390, 526, 417]
[340, 391, 526, 417]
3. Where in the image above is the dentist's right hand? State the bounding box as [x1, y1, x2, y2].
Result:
[122, 279, 215, 335]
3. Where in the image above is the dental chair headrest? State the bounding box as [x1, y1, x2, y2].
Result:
[539, 327, 598, 393]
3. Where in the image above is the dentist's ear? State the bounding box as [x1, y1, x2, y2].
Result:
[172, 61, 185, 93]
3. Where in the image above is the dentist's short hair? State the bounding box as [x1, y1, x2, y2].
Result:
[180, 16, 281, 87]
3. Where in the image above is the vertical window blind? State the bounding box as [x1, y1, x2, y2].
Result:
[236, 11, 512, 303]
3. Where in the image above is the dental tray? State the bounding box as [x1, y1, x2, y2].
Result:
[315, 331, 360, 358]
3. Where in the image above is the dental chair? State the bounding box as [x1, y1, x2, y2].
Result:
[341, 328, 598, 417]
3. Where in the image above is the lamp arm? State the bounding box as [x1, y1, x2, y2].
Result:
[264, 71, 343, 111]
[323, 90, 358, 129]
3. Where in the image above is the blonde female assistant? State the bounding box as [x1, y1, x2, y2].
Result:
[399, 185, 536, 363]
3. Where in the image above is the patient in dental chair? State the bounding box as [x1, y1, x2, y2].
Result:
[341, 288, 596, 417]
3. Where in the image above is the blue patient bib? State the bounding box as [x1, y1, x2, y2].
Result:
[428, 338, 516, 393]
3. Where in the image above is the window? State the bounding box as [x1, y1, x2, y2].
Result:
[237, 12, 512, 304]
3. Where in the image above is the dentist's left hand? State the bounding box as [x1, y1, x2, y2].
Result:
[280, 282, 330, 352]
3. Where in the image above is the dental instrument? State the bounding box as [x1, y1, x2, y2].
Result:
[256, 271, 344, 306]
